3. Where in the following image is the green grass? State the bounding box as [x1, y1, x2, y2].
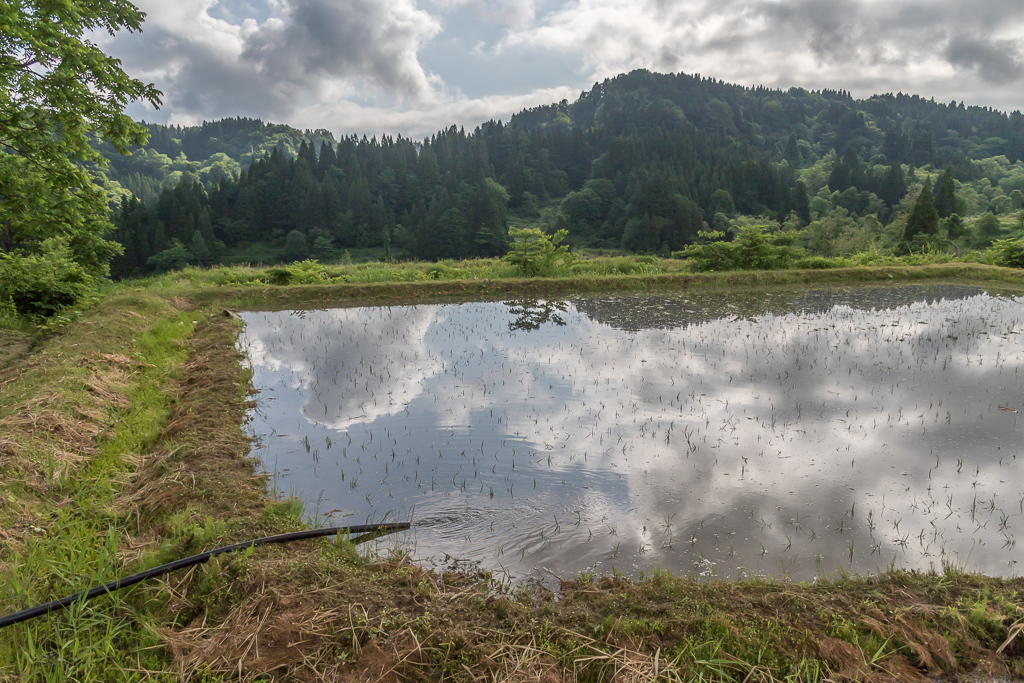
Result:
[216, 242, 388, 268]
[105, 244, 1021, 297]
[0, 297, 197, 681]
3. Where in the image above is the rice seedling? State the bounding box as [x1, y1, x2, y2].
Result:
[238, 281, 1024, 584]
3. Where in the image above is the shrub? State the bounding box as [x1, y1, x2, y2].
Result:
[972, 213, 1004, 247]
[608, 258, 652, 275]
[673, 225, 800, 272]
[672, 230, 735, 271]
[793, 256, 838, 270]
[265, 260, 347, 285]
[0, 237, 94, 318]
[989, 237, 1024, 268]
[503, 228, 575, 277]
[147, 240, 190, 272]
[424, 264, 455, 280]
[281, 230, 309, 262]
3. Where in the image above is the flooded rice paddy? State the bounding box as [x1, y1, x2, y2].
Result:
[239, 283, 1024, 583]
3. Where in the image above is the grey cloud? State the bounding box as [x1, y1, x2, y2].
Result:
[241, 0, 438, 100]
[892, 0, 1024, 33]
[112, 0, 1024, 135]
[757, 0, 1024, 36]
[795, 6, 861, 64]
[755, 1, 874, 65]
[945, 34, 1024, 84]
[652, 45, 684, 73]
[497, 0, 1023, 113]
[753, 0, 1024, 69]
[108, 0, 441, 126]
[110, 27, 299, 123]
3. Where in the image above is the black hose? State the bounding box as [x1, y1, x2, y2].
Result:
[0, 522, 410, 629]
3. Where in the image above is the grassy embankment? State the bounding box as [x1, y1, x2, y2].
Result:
[1, 260, 1023, 682]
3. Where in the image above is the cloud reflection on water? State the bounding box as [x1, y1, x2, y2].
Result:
[239, 283, 1024, 582]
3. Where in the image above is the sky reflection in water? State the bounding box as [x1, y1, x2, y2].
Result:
[239, 283, 1024, 582]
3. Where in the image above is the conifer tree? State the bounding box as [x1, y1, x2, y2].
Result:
[878, 164, 908, 208]
[903, 182, 938, 242]
[316, 141, 336, 180]
[933, 167, 957, 218]
[791, 182, 812, 224]
[188, 230, 212, 266]
[784, 134, 800, 165]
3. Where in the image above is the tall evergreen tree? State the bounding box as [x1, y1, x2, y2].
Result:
[188, 230, 212, 266]
[282, 229, 308, 262]
[903, 182, 938, 242]
[784, 134, 800, 165]
[791, 182, 811, 224]
[878, 164, 908, 208]
[933, 167, 957, 218]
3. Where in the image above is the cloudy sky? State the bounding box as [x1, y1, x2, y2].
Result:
[100, 0, 1024, 139]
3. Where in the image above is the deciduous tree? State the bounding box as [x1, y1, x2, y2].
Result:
[0, 0, 160, 314]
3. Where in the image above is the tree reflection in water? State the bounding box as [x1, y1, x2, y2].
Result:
[505, 299, 568, 332]
[239, 283, 1024, 584]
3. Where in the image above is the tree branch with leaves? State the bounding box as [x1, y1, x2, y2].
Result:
[503, 227, 575, 277]
[0, 0, 161, 317]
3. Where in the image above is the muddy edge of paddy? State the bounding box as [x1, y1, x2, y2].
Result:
[196, 262, 1024, 312]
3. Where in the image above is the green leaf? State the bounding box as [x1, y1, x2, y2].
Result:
[0, 0, 161, 316]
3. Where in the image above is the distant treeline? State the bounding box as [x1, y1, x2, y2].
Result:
[106, 69, 1024, 277]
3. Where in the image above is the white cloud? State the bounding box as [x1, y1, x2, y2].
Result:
[239, 0, 442, 102]
[429, 0, 539, 27]
[498, 0, 1024, 111]
[290, 84, 577, 138]
[100, 0, 577, 137]
[103, 0, 442, 121]
[101, 0, 1024, 140]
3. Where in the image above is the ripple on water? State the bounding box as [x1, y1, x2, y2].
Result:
[239, 282, 1024, 584]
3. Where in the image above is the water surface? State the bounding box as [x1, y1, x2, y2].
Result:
[239, 283, 1024, 582]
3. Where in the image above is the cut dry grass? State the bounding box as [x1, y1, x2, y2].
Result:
[0, 329, 32, 374]
[126, 312, 267, 534]
[0, 290, 207, 680]
[159, 594, 348, 679]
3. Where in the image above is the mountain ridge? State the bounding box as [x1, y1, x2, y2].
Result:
[102, 68, 1024, 277]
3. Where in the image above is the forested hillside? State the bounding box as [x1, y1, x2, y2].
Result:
[96, 118, 336, 206]
[105, 69, 1024, 278]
